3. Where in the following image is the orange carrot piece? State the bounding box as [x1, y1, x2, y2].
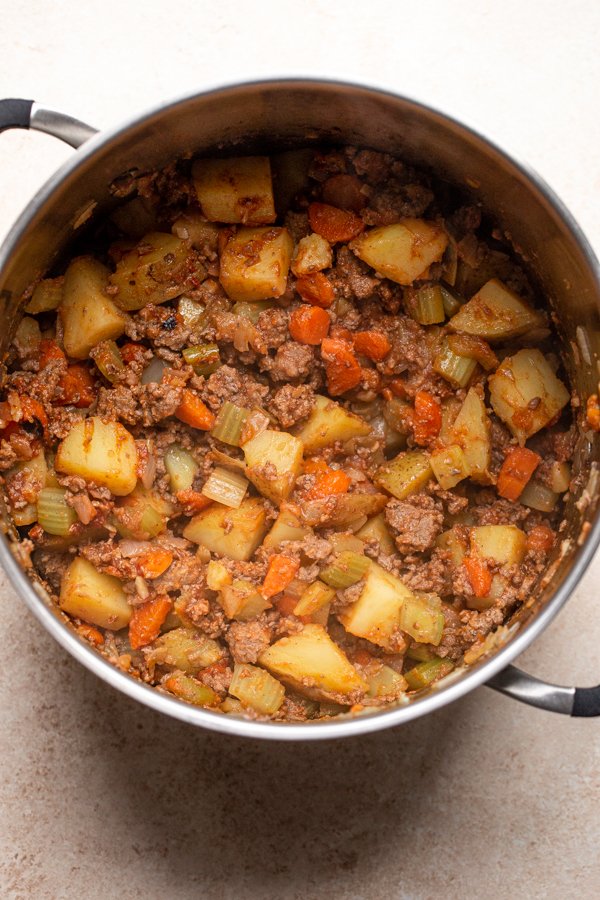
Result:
[135, 548, 174, 580]
[321, 174, 367, 212]
[175, 389, 216, 430]
[289, 305, 330, 345]
[296, 272, 335, 308]
[463, 556, 492, 599]
[497, 447, 541, 501]
[329, 325, 354, 342]
[274, 594, 301, 617]
[586, 394, 600, 431]
[308, 202, 365, 243]
[57, 364, 95, 408]
[76, 622, 105, 647]
[120, 342, 147, 364]
[321, 337, 362, 396]
[526, 525, 556, 554]
[38, 338, 66, 369]
[305, 467, 351, 500]
[176, 489, 214, 515]
[389, 379, 409, 399]
[353, 330, 392, 361]
[129, 595, 173, 650]
[413, 391, 442, 445]
[262, 555, 300, 599]
[20, 395, 48, 429]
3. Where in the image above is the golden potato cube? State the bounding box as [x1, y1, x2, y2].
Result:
[258, 624, 367, 703]
[171, 211, 220, 251]
[109, 232, 204, 311]
[219, 227, 293, 302]
[350, 219, 448, 285]
[242, 429, 303, 504]
[55, 417, 137, 496]
[470, 525, 527, 566]
[450, 387, 492, 483]
[60, 556, 131, 630]
[449, 279, 546, 341]
[488, 348, 570, 445]
[26, 276, 64, 314]
[301, 491, 388, 528]
[430, 444, 470, 490]
[436, 528, 468, 566]
[61, 257, 126, 359]
[292, 395, 371, 451]
[291, 233, 333, 276]
[338, 562, 413, 650]
[219, 579, 271, 621]
[356, 513, 396, 555]
[374, 450, 433, 500]
[182, 497, 268, 561]
[192, 156, 276, 225]
[263, 507, 311, 549]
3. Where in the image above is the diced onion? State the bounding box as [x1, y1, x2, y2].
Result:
[164, 445, 199, 493]
[141, 356, 166, 384]
[519, 480, 558, 512]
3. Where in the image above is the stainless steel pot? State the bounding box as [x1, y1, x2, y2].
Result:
[1, 80, 599, 740]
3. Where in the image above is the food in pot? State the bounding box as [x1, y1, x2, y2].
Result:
[0, 145, 575, 721]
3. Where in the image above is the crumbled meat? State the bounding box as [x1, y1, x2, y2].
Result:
[385, 495, 444, 553]
[201, 365, 269, 411]
[259, 342, 315, 382]
[226, 617, 274, 664]
[268, 384, 316, 428]
[332, 246, 379, 300]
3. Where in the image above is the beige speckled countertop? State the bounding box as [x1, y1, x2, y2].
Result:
[1, 3, 600, 897]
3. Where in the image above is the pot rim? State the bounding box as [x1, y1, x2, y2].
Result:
[2, 76, 600, 740]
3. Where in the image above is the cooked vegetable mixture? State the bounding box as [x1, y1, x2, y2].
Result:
[1, 146, 576, 720]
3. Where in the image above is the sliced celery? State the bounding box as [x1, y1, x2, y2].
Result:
[183, 343, 221, 376]
[293, 580, 336, 617]
[147, 627, 223, 674]
[404, 657, 454, 690]
[405, 644, 436, 662]
[164, 672, 220, 707]
[164, 445, 199, 493]
[228, 663, 285, 715]
[398, 592, 444, 645]
[433, 340, 477, 388]
[410, 284, 446, 325]
[366, 665, 408, 699]
[92, 340, 125, 383]
[211, 400, 250, 446]
[219, 579, 271, 621]
[37, 488, 77, 536]
[201, 466, 249, 508]
[221, 696, 246, 714]
[320, 551, 370, 589]
[439, 284, 462, 317]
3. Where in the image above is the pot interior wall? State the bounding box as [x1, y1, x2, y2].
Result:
[1, 80, 599, 669]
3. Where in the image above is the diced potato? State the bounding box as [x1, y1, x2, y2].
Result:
[293, 395, 371, 451]
[228, 663, 285, 715]
[301, 492, 388, 528]
[192, 156, 276, 225]
[436, 528, 468, 566]
[291, 233, 333, 276]
[547, 460, 571, 494]
[219, 226, 293, 302]
[7, 448, 48, 526]
[60, 556, 131, 630]
[338, 562, 412, 650]
[488, 348, 570, 444]
[25, 276, 64, 314]
[61, 257, 126, 359]
[183, 497, 268, 561]
[109, 232, 204, 310]
[429, 444, 470, 490]
[14, 315, 41, 353]
[398, 592, 444, 646]
[293, 581, 336, 617]
[243, 429, 304, 504]
[519, 480, 559, 512]
[114, 484, 172, 539]
[449, 278, 545, 341]
[365, 664, 408, 700]
[147, 627, 223, 674]
[164, 672, 220, 707]
[449, 387, 492, 483]
[259, 624, 367, 702]
[55, 417, 137, 496]
[356, 514, 396, 555]
[171, 211, 220, 251]
[206, 560, 232, 591]
[219, 579, 271, 621]
[350, 219, 448, 285]
[374, 450, 433, 500]
[470, 524, 527, 566]
[263, 507, 311, 549]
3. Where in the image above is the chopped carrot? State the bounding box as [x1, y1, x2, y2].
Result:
[308, 202, 365, 243]
[463, 556, 492, 598]
[120, 342, 147, 364]
[321, 337, 362, 396]
[289, 305, 330, 345]
[262, 554, 300, 599]
[129, 595, 173, 650]
[176, 489, 214, 515]
[38, 338, 65, 369]
[497, 447, 541, 501]
[413, 391, 442, 445]
[353, 330, 391, 361]
[526, 525, 556, 554]
[389, 379, 409, 399]
[329, 325, 354, 342]
[175, 389, 215, 430]
[305, 466, 351, 500]
[321, 174, 367, 212]
[57, 364, 95, 408]
[20, 395, 48, 429]
[586, 394, 600, 431]
[274, 594, 301, 616]
[303, 458, 329, 475]
[135, 548, 174, 580]
[76, 622, 104, 647]
[296, 272, 335, 308]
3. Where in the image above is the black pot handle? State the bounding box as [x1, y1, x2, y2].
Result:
[487, 664, 600, 716]
[0, 98, 98, 148]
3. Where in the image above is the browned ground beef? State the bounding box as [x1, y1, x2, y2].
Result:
[1, 143, 575, 723]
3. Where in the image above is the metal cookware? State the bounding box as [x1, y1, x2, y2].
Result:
[1, 80, 599, 739]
